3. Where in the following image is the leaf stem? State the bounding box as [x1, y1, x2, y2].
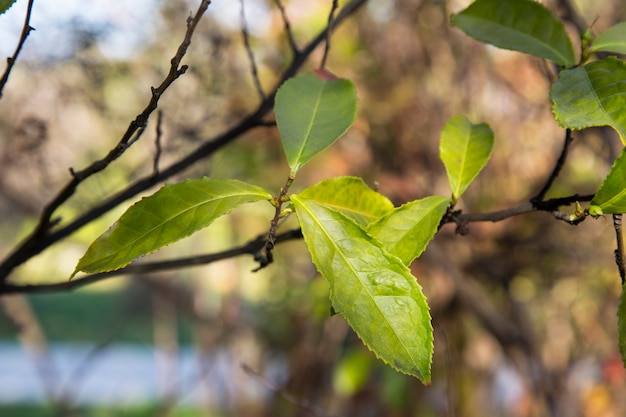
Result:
[255, 174, 295, 271]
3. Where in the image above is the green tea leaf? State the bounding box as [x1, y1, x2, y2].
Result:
[275, 70, 358, 174]
[620, 284, 626, 369]
[299, 176, 394, 226]
[552, 57, 626, 144]
[590, 148, 626, 213]
[439, 115, 494, 201]
[73, 178, 272, 276]
[291, 195, 433, 383]
[451, 0, 575, 67]
[367, 196, 450, 266]
[590, 22, 626, 55]
[0, 0, 18, 16]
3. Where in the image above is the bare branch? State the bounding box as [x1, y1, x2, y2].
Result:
[614, 214, 626, 285]
[0, 0, 35, 99]
[29, 0, 211, 241]
[153, 110, 164, 177]
[0, 0, 369, 284]
[240, 0, 266, 100]
[0, 229, 303, 294]
[273, 0, 299, 54]
[320, 0, 339, 69]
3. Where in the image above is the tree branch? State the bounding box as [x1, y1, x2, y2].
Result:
[240, 0, 266, 100]
[0, 0, 369, 284]
[0, 0, 35, 99]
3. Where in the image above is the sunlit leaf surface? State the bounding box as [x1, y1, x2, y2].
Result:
[552, 57, 626, 144]
[451, 0, 575, 67]
[590, 148, 626, 213]
[299, 176, 394, 227]
[590, 22, 626, 55]
[439, 115, 494, 201]
[275, 70, 357, 174]
[367, 196, 450, 266]
[291, 195, 433, 383]
[73, 178, 272, 276]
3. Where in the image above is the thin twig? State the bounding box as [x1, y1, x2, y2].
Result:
[0, 0, 369, 284]
[153, 110, 164, 177]
[614, 214, 626, 285]
[0, 229, 303, 294]
[445, 193, 594, 233]
[273, 0, 299, 54]
[533, 129, 573, 203]
[0, 0, 36, 99]
[29, 0, 210, 242]
[240, 0, 266, 100]
[254, 174, 295, 271]
[320, 0, 339, 69]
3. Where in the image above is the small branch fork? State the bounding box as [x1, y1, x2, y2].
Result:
[240, 0, 265, 100]
[0, 0, 36, 99]
[254, 175, 295, 271]
[0, 0, 370, 288]
[46, 0, 210, 230]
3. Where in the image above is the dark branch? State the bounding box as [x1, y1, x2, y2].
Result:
[614, 214, 626, 285]
[153, 110, 164, 177]
[31, 0, 211, 241]
[240, 0, 265, 100]
[273, 0, 299, 54]
[320, 0, 339, 69]
[0, 0, 369, 284]
[0, 229, 303, 294]
[0, 0, 35, 99]
[444, 194, 594, 233]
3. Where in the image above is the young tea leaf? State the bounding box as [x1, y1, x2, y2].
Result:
[291, 195, 433, 383]
[72, 178, 273, 276]
[439, 115, 494, 201]
[590, 22, 626, 55]
[367, 196, 450, 266]
[451, 0, 575, 67]
[552, 57, 626, 144]
[299, 176, 394, 227]
[590, 148, 626, 213]
[275, 70, 358, 175]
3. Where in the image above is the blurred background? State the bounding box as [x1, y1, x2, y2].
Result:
[1, 0, 626, 416]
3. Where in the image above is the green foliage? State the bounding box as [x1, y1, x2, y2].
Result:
[551, 57, 626, 144]
[367, 196, 450, 266]
[439, 115, 494, 202]
[74, 0, 626, 380]
[298, 176, 394, 226]
[290, 195, 433, 383]
[275, 70, 358, 175]
[72, 178, 272, 276]
[589, 22, 626, 55]
[590, 148, 626, 214]
[0, 0, 18, 16]
[450, 0, 576, 67]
